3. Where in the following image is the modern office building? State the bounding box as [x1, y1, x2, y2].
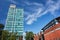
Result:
[4, 4, 24, 40]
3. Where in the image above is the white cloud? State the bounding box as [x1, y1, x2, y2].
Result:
[46, 0, 55, 5]
[26, 14, 36, 24]
[25, 0, 60, 25]
[24, 1, 43, 6]
[47, 0, 60, 16]
[8, 0, 19, 4]
[26, 8, 44, 25]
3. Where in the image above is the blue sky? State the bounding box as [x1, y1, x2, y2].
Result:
[0, 0, 60, 34]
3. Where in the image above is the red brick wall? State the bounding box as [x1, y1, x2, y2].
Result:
[44, 23, 60, 40]
[44, 23, 60, 34]
[34, 34, 39, 40]
[44, 30, 60, 40]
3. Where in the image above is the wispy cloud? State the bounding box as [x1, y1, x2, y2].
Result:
[24, 1, 43, 6]
[46, 0, 60, 16]
[8, 0, 19, 4]
[25, 0, 60, 25]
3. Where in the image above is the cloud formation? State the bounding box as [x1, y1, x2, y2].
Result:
[8, 0, 19, 4]
[24, 1, 43, 6]
[25, 0, 60, 25]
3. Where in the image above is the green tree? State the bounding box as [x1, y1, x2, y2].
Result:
[9, 32, 17, 40]
[0, 24, 17, 40]
[0, 24, 4, 40]
[0, 24, 4, 28]
[1, 30, 17, 40]
[25, 31, 34, 40]
[1, 30, 9, 40]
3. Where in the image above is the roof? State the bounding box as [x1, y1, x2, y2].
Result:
[41, 16, 60, 31]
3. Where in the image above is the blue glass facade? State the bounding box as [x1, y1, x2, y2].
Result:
[5, 4, 24, 36]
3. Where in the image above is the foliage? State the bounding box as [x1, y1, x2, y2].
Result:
[1, 30, 17, 40]
[8, 32, 17, 40]
[0, 24, 4, 40]
[1, 30, 9, 40]
[0, 23, 18, 40]
[0, 24, 4, 28]
[25, 31, 34, 40]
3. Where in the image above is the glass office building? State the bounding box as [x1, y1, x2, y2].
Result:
[5, 4, 24, 36]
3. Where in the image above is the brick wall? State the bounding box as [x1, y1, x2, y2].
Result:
[44, 23, 60, 40]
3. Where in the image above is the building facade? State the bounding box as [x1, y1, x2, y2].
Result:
[33, 32, 44, 40]
[42, 17, 60, 40]
[34, 17, 60, 40]
[34, 34, 39, 40]
[4, 4, 24, 40]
